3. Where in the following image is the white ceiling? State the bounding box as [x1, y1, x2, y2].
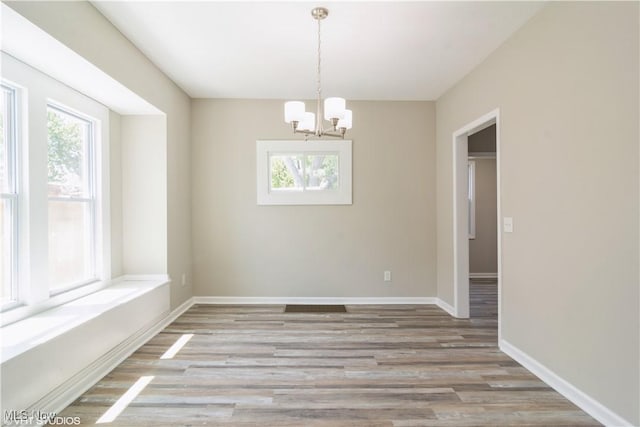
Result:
[92, 1, 544, 101]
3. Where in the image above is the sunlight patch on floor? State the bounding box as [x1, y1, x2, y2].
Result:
[95, 375, 154, 424]
[160, 333, 194, 359]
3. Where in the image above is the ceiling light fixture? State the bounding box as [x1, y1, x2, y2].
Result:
[284, 7, 352, 139]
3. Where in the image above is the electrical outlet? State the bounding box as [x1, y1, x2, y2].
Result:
[384, 270, 392, 282]
[181, 273, 186, 286]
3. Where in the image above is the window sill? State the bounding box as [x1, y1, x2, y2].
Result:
[0, 275, 169, 364]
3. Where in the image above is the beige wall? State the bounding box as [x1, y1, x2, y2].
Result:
[469, 158, 497, 275]
[192, 99, 436, 298]
[7, 1, 193, 309]
[436, 2, 638, 424]
[121, 116, 168, 274]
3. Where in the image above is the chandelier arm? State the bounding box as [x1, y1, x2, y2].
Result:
[318, 130, 345, 139]
[292, 125, 343, 139]
[291, 122, 314, 136]
[291, 122, 318, 134]
[294, 129, 319, 142]
[320, 134, 344, 139]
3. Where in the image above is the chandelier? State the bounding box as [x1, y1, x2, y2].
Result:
[284, 7, 352, 139]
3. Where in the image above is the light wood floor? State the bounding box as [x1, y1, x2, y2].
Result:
[58, 287, 599, 426]
[469, 279, 498, 319]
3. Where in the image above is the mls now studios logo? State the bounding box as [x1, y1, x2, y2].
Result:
[3, 410, 80, 426]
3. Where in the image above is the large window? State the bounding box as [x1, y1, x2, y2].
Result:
[1, 84, 18, 307]
[47, 105, 97, 293]
[0, 53, 110, 325]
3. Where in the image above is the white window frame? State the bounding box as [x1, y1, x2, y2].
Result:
[46, 103, 98, 295]
[468, 160, 476, 239]
[0, 53, 111, 325]
[257, 140, 352, 205]
[1, 82, 20, 310]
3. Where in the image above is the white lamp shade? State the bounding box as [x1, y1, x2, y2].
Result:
[337, 109, 352, 130]
[324, 97, 346, 120]
[284, 101, 305, 123]
[298, 112, 315, 131]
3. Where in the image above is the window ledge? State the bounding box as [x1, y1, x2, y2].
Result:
[0, 275, 169, 364]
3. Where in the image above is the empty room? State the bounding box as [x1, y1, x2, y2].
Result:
[0, 1, 638, 426]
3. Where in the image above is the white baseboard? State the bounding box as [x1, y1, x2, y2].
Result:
[435, 298, 456, 317]
[193, 296, 438, 305]
[499, 339, 633, 427]
[469, 273, 498, 279]
[28, 297, 194, 419]
[193, 297, 462, 319]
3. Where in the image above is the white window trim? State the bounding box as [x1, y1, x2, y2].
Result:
[46, 103, 99, 295]
[1, 82, 20, 311]
[0, 53, 111, 325]
[256, 140, 352, 206]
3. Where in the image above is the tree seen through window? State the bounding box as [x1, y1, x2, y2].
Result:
[270, 154, 338, 191]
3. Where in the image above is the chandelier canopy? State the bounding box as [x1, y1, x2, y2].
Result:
[284, 7, 352, 139]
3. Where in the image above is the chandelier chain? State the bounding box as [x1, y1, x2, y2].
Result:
[316, 15, 323, 135]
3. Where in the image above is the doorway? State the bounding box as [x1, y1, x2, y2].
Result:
[451, 109, 501, 337]
[468, 126, 497, 318]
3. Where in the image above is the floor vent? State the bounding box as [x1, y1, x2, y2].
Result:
[284, 304, 347, 313]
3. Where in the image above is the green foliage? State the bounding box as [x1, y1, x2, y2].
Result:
[47, 110, 82, 184]
[271, 157, 295, 188]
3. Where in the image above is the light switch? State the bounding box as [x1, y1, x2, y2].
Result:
[503, 217, 513, 233]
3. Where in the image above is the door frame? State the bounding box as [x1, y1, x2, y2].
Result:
[452, 108, 502, 338]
